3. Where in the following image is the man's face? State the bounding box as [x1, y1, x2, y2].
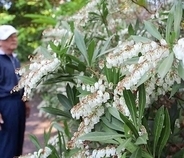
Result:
[0, 33, 18, 53]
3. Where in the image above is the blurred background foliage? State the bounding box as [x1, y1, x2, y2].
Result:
[0, 0, 170, 62]
[0, 0, 89, 61]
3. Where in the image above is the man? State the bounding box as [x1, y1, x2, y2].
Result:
[0, 25, 30, 158]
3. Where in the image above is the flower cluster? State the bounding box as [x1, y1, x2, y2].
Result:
[173, 38, 184, 66]
[12, 52, 61, 101]
[19, 147, 52, 158]
[69, 77, 110, 148]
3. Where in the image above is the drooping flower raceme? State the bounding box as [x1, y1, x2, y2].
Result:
[12, 52, 61, 101]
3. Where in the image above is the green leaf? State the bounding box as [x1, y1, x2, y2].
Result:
[157, 53, 174, 79]
[137, 72, 151, 87]
[116, 138, 137, 153]
[87, 40, 95, 66]
[97, 36, 113, 58]
[128, 24, 135, 35]
[74, 29, 89, 65]
[166, 12, 174, 43]
[138, 84, 146, 125]
[79, 132, 124, 141]
[153, 106, 165, 157]
[144, 21, 162, 40]
[57, 93, 72, 110]
[66, 84, 75, 106]
[178, 61, 184, 80]
[174, 0, 183, 39]
[101, 117, 124, 132]
[108, 107, 124, 122]
[29, 134, 41, 150]
[123, 89, 137, 127]
[131, 35, 151, 43]
[75, 75, 96, 85]
[130, 147, 142, 158]
[170, 83, 184, 98]
[135, 133, 148, 145]
[116, 138, 136, 153]
[157, 109, 171, 158]
[119, 112, 139, 138]
[41, 107, 71, 118]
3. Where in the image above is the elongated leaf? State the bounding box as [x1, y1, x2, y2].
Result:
[130, 147, 142, 158]
[123, 89, 137, 127]
[144, 21, 162, 40]
[178, 61, 184, 80]
[131, 35, 151, 43]
[101, 117, 124, 132]
[138, 84, 146, 125]
[117, 138, 142, 155]
[97, 36, 113, 58]
[170, 83, 184, 98]
[87, 40, 95, 66]
[157, 53, 174, 79]
[174, 0, 182, 39]
[166, 12, 174, 43]
[41, 107, 71, 118]
[135, 133, 148, 145]
[66, 84, 75, 106]
[153, 106, 165, 156]
[74, 29, 89, 65]
[137, 72, 151, 87]
[75, 76, 96, 85]
[119, 112, 139, 138]
[108, 107, 124, 121]
[157, 109, 171, 158]
[116, 138, 135, 153]
[57, 93, 72, 110]
[29, 134, 41, 150]
[79, 132, 124, 141]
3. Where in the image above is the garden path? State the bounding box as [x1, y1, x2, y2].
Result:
[22, 95, 54, 155]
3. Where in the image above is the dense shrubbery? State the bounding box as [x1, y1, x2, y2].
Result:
[17, 0, 184, 157]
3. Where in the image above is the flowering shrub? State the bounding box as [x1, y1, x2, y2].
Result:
[17, 0, 184, 158]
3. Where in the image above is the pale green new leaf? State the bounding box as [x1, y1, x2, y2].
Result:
[74, 29, 89, 65]
[137, 72, 151, 87]
[108, 107, 123, 122]
[97, 36, 113, 58]
[174, 0, 183, 39]
[75, 76, 96, 85]
[178, 61, 184, 80]
[166, 12, 174, 43]
[144, 21, 162, 40]
[131, 35, 151, 43]
[79, 132, 124, 141]
[157, 53, 174, 79]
